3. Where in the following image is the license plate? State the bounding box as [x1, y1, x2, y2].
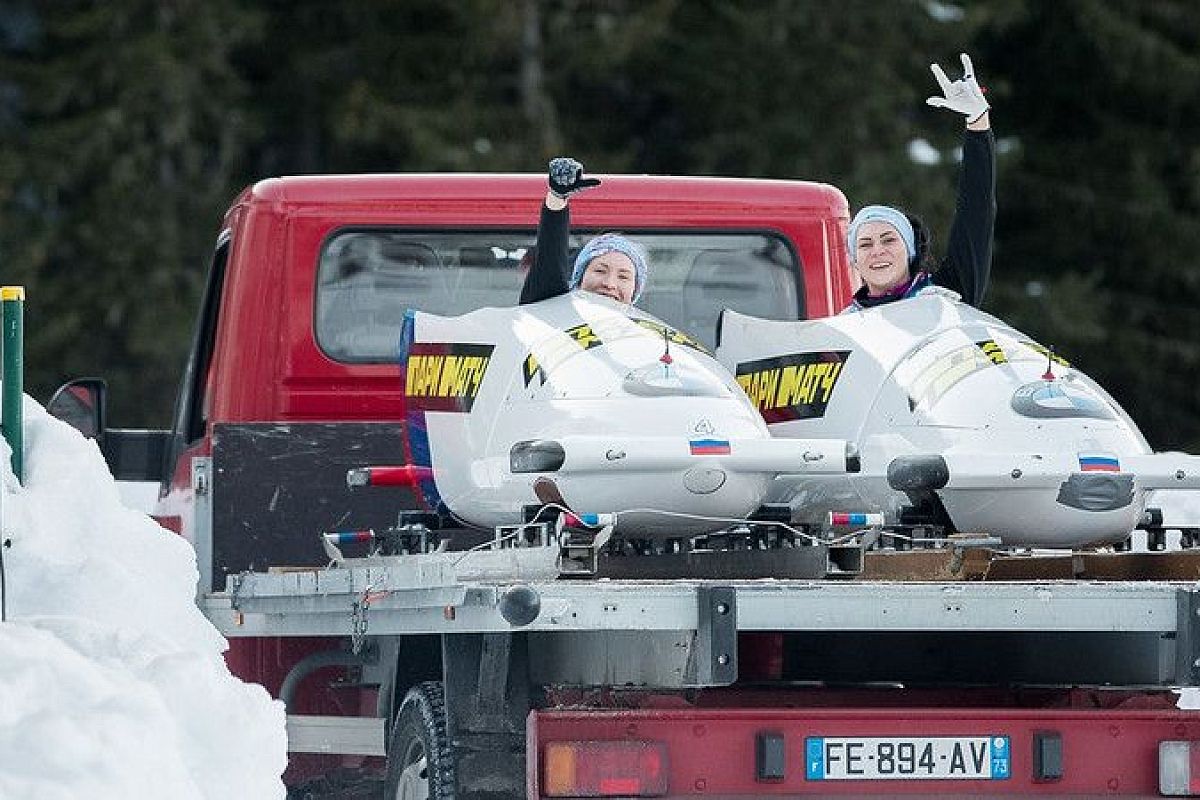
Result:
[805, 736, 1010, 780]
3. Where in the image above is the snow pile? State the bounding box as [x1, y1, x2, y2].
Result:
[0, 398, 286, 799]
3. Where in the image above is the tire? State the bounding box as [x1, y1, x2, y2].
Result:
[385, 681, 455, 800]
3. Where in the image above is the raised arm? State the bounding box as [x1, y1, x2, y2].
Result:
[927, 53, 996, 306]
[518, 157, 600, 305]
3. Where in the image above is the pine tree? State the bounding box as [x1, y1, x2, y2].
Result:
[977, 0, 1200, 448]
[0, 1, 257, 425]
[242, 0, 559, 175]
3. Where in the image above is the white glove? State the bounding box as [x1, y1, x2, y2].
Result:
[926, 53, 989, 123]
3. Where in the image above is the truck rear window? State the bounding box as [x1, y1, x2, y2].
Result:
[315, 229, 802, 362]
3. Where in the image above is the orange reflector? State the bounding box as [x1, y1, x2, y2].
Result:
[1160, 741, 1200, 796]
[544, 742, 578, 796]
[542, 740, 669, 797]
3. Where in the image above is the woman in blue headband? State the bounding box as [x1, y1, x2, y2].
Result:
[845, 53, 996, 312]
[518, 158, 648, 306]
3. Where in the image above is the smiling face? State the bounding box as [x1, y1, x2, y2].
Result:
[853, 220, 912, 296]
[579, 251, 637, 303]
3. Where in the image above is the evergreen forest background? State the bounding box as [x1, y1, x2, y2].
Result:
[1, 1, 1198, 450]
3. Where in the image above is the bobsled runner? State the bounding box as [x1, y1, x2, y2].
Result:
[717, 292, 1200, 548]
[395, 292, 856, 538]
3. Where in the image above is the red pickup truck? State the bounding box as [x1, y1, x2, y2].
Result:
[51, 174, 1200, 799]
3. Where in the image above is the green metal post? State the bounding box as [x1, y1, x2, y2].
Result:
[2, 286, 23, 482]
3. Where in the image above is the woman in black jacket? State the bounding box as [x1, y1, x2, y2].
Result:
[844, 53, 996, 312]
[519, 157, 647, 307]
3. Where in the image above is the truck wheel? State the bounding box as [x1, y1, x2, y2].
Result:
[385, 681, 455, 800]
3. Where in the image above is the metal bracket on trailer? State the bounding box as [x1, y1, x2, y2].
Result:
[695, 586, 738, 685]
[193, 457, 213, 600]
[1176, 588, 1200, 686]
[443, 633, 530, 800]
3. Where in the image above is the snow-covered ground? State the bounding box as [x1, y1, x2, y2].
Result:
[0, 398, 287, 799]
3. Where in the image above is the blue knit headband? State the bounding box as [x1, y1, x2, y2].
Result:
[847, 205, 916, 264]
[570, 233, 649, 302]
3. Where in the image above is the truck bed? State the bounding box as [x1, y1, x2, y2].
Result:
[203, 544, 1200, 689]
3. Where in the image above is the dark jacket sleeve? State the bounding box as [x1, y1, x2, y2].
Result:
[519, 203, 572, 305]
[933, 128, 996, 307]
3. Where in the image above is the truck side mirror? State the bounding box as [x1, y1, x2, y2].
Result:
[47, 377, 107, 440]
[47, 377, 169, 482]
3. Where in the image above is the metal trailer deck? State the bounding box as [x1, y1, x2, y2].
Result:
[207, 560, 1199, 638]
[201, 548, 1200, 689]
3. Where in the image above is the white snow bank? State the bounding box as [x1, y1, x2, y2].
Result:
[0, 397, 287, 799]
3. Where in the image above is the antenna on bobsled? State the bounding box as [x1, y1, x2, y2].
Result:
[1042, 345, 1056, 381]
[660, 327, 674, 376]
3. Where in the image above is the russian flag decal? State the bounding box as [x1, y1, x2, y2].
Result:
[1079, 455, 1120, 473]
[689, 438, 731, 456]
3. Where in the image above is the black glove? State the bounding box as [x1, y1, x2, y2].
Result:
[548, 157, 601, 199]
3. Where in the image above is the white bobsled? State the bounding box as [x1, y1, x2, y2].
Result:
[716, 292, 1200, 548]
[398, 292, 854, 537]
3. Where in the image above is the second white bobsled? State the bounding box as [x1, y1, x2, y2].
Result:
[717, 293, 1200, 547]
